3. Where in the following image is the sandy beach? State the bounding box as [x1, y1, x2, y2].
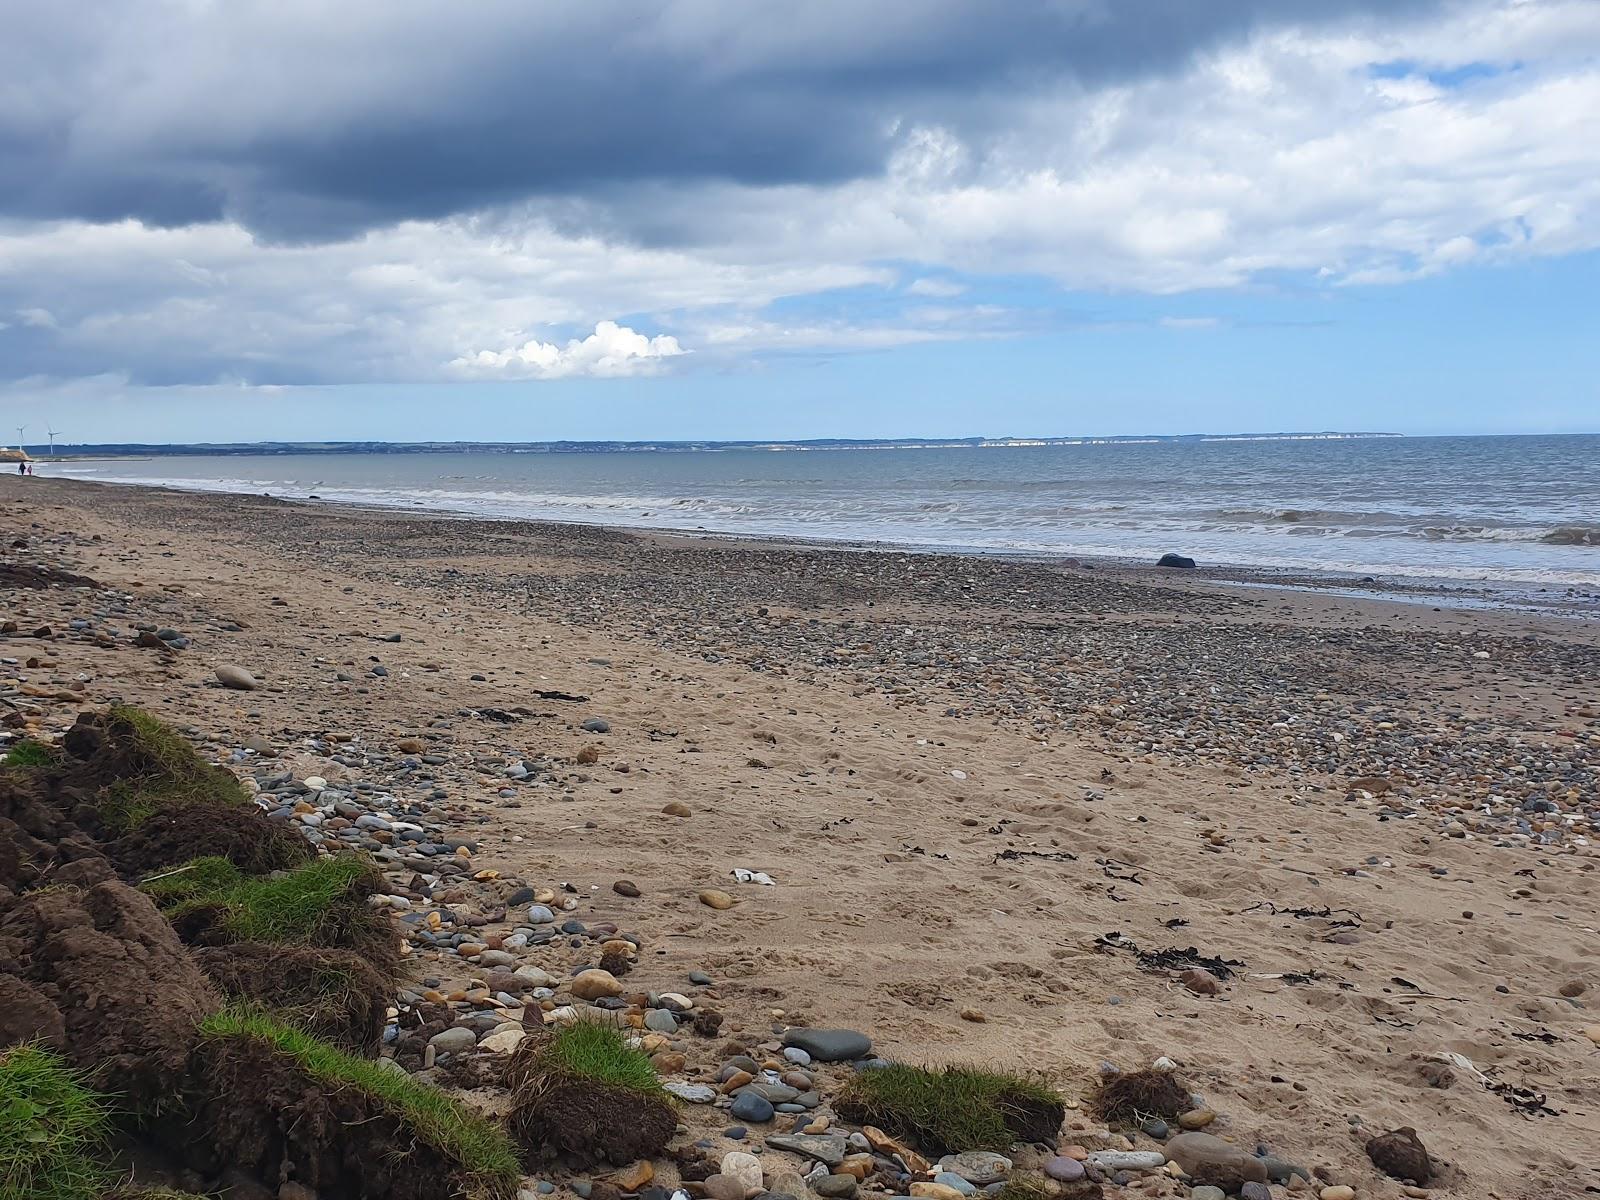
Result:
[4, 474, 1598, 1200]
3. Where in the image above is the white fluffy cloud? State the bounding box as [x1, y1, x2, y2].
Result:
[453, 321, 687, 378]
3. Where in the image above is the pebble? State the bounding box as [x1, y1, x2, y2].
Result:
[1043, 1158, 1085, 1183]
[214, 664, 259, 690]
[570, 969, 624, 1000]
[937, 1153, 1010, 1185]
[644, 1010, 679, 1033]
[1084, 1151, 1165, 1172]
[719, 1152, 765, 1194]
[780, 1028, 871, 1062]
[427, 1027, 477, 1053]
[812, 1176, 856, 1199]
[1319, 1189, 1355, 1200]
[699, 889, 735, 910]
[764, 1134, 848, 1167]
[665, 1083, 717, 1104]
[730, 1092, 775, 1123]
[478, 1026, 526, 1054]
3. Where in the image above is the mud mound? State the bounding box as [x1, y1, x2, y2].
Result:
[152, 855, 403, 982]
[59, 708, 247, 835]
[1091, 1069, 1191, 1124]
[189, 1013, 519, 1200]
[0, 880, 219, 1108]
[109, 800, 312, 877]
[192, 943, 390, 1055]
[0, 561, 103, 589]
[0, 766, 111, 894]
[507, 1073, 677, 1167]
[503, 1032, 677, 1167]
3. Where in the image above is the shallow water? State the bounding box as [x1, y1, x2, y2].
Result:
[49, 434, 1600, 588]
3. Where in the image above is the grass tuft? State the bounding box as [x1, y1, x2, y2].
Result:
[199, 1007, 519, 1191]
[0, 1043, 114, 1200]
[1090, 1068, 1191, 1124]
[995, 1178, 1055, 1200]
[99, 706, 247, 832]
[143, 855, 384, 947]
[139, 856, 245, 905]
[836, 1063, 1063, 1154]
[2, 738, 58, 768]
[538, 1020, 666, 1096]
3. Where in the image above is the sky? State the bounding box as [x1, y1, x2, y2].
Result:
[1, 0, 1597, 445]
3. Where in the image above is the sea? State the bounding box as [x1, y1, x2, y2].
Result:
[47, 434, 1600, 596]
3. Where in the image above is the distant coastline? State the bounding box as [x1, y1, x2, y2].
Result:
[27, 431, 1401, 458]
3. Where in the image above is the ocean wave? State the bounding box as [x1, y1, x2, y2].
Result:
[1541, 526, 1600, 546]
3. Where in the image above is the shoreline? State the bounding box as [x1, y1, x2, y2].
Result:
[5, 474, 1600, 1198]
[44, 472, 1600, 617]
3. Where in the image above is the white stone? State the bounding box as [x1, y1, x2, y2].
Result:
[720, 1151, 765, 1194]
[479, 1026, 527, 1054]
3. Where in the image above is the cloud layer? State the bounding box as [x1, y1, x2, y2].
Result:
[2, 0, 1598, 390]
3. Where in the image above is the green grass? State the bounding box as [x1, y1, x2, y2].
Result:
[540, 1020, 666, 1096]
[1, 738, 57, 768]
[143, 856, 375, 944]
[100, 706, 247, 832]
[837, 1063, 1061, 1153]
[0, 1044, 114, 1200]
[199, 1008, 519, 1194]
[139, 856, 245, 905]
[995, 1178, 1054, 1200]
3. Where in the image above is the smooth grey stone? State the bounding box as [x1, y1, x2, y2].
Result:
[780, 1028, 871, 1062]
[730, 1092, 775, 1123]
[938, 1153, 1011, 1186]
[664, 1082, 716, 1104]
[763, 1134, 848, 1167]
[427, 1027, 477, 1053]
[1084, 1151, 1165, 1172]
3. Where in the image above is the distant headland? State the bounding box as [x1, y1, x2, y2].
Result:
[24, 432, 1401, 458]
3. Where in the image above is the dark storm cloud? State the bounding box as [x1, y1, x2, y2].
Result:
[0, 0, 1447, 240]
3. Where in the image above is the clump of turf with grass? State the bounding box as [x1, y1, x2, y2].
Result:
[995, 1176, 1058, 1200]
[194, 1008, 518, 1200]
[2, 738, 58, 768]
[835, 1063, 1065, 1155]
[1090, 1068, 1190, 1125]
[504, 1020, 676, 1167]
[96, 706, 247, 833]
[142, 855, 400, 978]
[193, 942, 391, 1055]
[0, 1043, 114, 1200]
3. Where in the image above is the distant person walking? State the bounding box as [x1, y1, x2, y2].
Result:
[16, 461, 23, 476]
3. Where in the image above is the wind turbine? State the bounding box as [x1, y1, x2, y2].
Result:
[46, 426, 60, 456]
[14, 425, 24, 454]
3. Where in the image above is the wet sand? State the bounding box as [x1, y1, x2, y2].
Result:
[4, 475, 1598, 1199]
